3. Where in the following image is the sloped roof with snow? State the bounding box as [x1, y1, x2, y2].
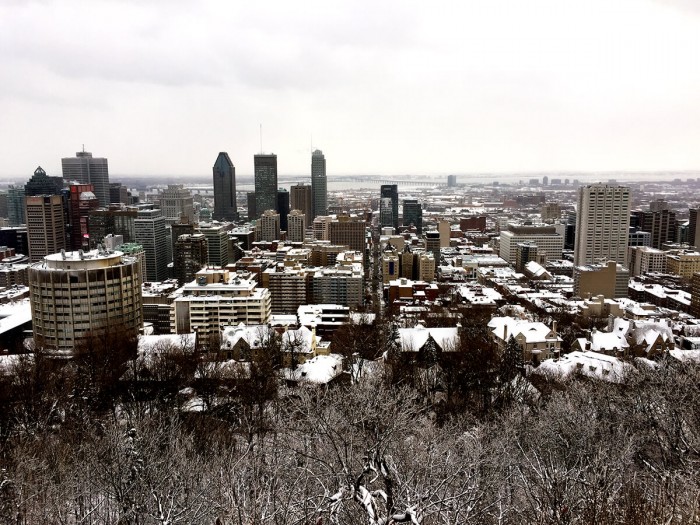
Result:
[488, 316, 561, 344]
[221, 323, 271, 350]
[537, 351, 633, 383]
[283, 353, 344, 384]
[398, 324, 459, 352]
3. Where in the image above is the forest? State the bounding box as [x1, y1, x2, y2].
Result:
[0, 314, 699, 525]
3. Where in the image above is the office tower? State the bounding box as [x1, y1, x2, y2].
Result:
[542, 175, 549, 186]
[499, 225, 564, 264]
[425, 231, 441, 264]
[574, 184, 631, 266]
[380, 184, 399, 230]
[649, 199, 670, 212]
[257, 210, 281, 242]
[110, 183, 129, 205]
[632, 209, 676, 249]
[277, 188, 289, 231]
[447, 175, 457, 188]
[212, 152, 238, 221]
[402, 199, 423, 234]
[311, 149, 327, 218]
[29, 249, 142, 354]
[246, 192, 256, 220]
[254, 153, 278, 218]
[0, 192, 7, 220]
[198, 222, 229, 267]
[171, 219, 195, 256]
[174, 233, 208, 285]
[25, 166, 63, 196]
[540, 203, 561, 222]
[329, 215, 366, 253]
[290, 183, 313, 222]
[88, 205, 138, 246]
[134, 208, 168, 282]
[61, 150, 110, 207]
[160, 184, 194, 224]
[287, 209, 306, 243]
[25, 195, 66, 262]
[380, 198, 394, 231]
[68, 183, 99, 250]
[7, 186, 25, 226]
[438, 219, 450, 248]
[689, 209, 700, 248]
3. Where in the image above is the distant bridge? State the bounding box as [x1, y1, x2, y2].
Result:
[333, 177, 447, 187]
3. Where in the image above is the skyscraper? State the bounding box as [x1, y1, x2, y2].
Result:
[196, 222, 228, 267]
[68, 183, 99, 250]
[311, 150, 327, 218]
[290, 183, 313, 222]
[25, 195, 66, 262]
[174, 233, 208, 285]
[160, 184, 194, 224]
[574, 184, 631, 266]
[277, 188, 289, 231]
[632, 209, 676, 250]
[287, 209, 306, 243]
[29, 249, 142, 354]
[254, 154, 278, 219]
[134, 208, 168, 282]
[25, 166, 63, 196]
[380, 184, 399, 230]
[403, 199, 423, 235]
[62, 150, 110, 207]
[212, 152, 238, 221]
[7, 185, 25, 226]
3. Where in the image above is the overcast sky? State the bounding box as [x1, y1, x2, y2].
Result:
[1, 0, 699, 179]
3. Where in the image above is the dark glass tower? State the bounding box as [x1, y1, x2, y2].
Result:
[212, 152, 238, 221]
[277, 188, 289, 231]
[311, 150, 327, 218]
[254, 154, 278, 217]
[25, 166, 63, 196]
[402, 199, 423, 234]
[380, 184, 399, 230]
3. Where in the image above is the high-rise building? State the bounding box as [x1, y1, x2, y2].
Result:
[160, 184, 194, 225]
[287, 209, 306, 243]
[291, 183, 313, 222]
[402, 200, 423, 234]
[25, 195, 66, 262]
[25, 166, 63, 196]
[109, 183, 129, 205]
[174, 233, 208, 285]
[499, 225, 564, 265]
[29, 249, 142, 354]
[257, 210, 281, 242]
[254, 154, 278, 218]
[7, 186, 26, 226]
[198, 222, 230, 267]
[246, 192, 256, 220]
[447, 175, 457, 188]
[61, 150, 110, 207]
[632, 209, 676, 250]
[574, 184, 631, 266]
[311, 150, 327, 218]
[425, 231, 441, 265]
[212, 152, 238, 221]
[329, 215, 366, 253]
[689, 209, 700, 248]
[0, 192, 7, 220]
[380, 184, 399, 230]
[277, 188, 289, 231]
[134, 208, 168, 282]
[68, 184, 99, 250]
[88, 204, 138, 246]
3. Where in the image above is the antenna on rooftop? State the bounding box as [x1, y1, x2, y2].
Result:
[82, 144, 85, 153]
[259, 124, 263, 154]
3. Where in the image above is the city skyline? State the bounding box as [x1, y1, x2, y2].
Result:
[1, 1, 700, 178]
